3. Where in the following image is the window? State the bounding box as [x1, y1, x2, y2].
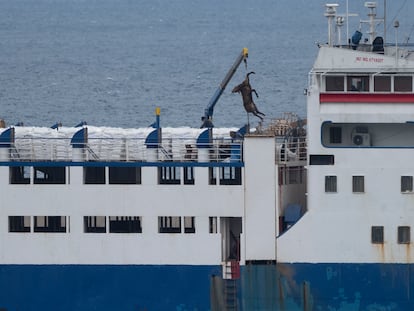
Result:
[374, 76, 391, 92]
[34, 166, 66, 184]
[209, 167, 217, 185]
[183, 167, 194, 185]
[34, 216, 67, 233]
[325, 176, 337, 192]
[329, 127, 342, 144]
[209, 217, 218, 234]
[325, 76, 344, 91]
[159, 216, 181, 233]
[398, 226, 410, 244]
[352, 176, 365, 193]
[310, 155, 334, 165]
[184, 217, 195, 233]
[9, 216, 30, 232]
[84, 167, 105, 184]
[10, 166, 30, 184]
[347, 76, 369, 92]
[84, 216, 106, 233]
[158, 167, 180, 184]
[219, 167, 242, 185]
[401, 176, 413, 193]
[109, 167, 141, 184]
[371, 226, 384, 244]
[394, 76, 412, 92]
[109, 216, 142, 233]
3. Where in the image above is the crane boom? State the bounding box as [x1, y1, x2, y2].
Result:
[200, 48, 248, 128]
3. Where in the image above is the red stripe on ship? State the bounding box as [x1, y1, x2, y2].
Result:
[320, 93, 414, 103]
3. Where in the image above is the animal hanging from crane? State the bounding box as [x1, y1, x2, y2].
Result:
[232, 72, 265, 122]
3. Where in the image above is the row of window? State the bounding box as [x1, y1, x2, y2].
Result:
[9, 166, 242, 185]
[8, 216, 219, 234]
[371, 226, 411, 244]
[325, 75, 413, 92]
[325, 176, 414, 193]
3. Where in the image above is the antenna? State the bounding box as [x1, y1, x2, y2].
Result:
[325, 3, 339, 47]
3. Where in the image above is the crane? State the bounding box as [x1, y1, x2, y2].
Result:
[200, 48, 248, 128]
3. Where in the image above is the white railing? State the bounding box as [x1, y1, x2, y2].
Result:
[275, 137, 307, 164]
[0, 138, 243, 163]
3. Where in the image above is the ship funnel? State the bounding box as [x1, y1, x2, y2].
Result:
[325, 3, 339, 46]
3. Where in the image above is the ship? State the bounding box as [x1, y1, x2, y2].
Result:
[1, 2, 414, 310]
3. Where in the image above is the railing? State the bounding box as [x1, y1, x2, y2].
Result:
[275, 137, 307, 164]
[0, 138, 243, 163]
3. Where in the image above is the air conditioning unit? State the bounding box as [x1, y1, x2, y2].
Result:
[352, 132, 371, 146]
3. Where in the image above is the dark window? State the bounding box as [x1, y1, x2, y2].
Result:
[209, 217, 218, 234]
[310, 155, 334, 165]
[395, 76, 412, 92]
[34, 166, 65, 184]
[34, 216, 67, 233]
[183, 167, 195, 185]
[109, 167, 141, 184]
[371, 226, 384, 244]
[109, 216, 142, 233]
[84, 167, 105, 184]
[329, 127, 342, 143]
[326, 76, 344, 91]
[158, 167, 180, 184]
[398, 226, 410, 244]
[10, 166, 30, 184]
[219, 167, 242, 185]
[184, 216, 195, 233]
[9, 216, 30, 232]
[401, 176, 413, 193]
[84, 216, 106, 233]
[159, 216, 181, 233]
[347, 76, 369, 92]
[352, 176, 365, 193]
[325, 176, 337, 192]
[209, 167, 217, 185]
[374, 76, 391, 92]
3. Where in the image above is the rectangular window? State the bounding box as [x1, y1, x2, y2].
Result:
[352, 176, 365, 193]
[159, 216, 181, 233]
[219, 167, 242, 185]
[394, 76, 412, 92]
[310, 155, 334, 165]
[183, 167, 195, 185]
[84, 216, 106, 233]
[109, 216, 142, 233]
[401, 176, 413, 193]
[371, 226, 384, 244]
[347, 76, 369, 92]
[84, 167, 105, 184]
[374, 76, 391, 92]
[325, 76, 344, 91]
[209, 167, 217, 185]
[9, 216, 30, 232]
[34, 166, 66, 184]
[209, 217, 218, 234]
[34, 216, 67, 233]
[325, 176, 337, 192]
[398, 226, 410, 244]
[158, 167, 180, 184]
[184, 216, 195, 233]
[329, 127, 342, 144]
[109, 167, 141, 184]
[10, 166, 30, 184]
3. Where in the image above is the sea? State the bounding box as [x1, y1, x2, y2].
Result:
[0, 0, 413, 129]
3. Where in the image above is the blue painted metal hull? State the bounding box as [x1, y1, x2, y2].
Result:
[0, 263, 413, 310]
[0, 265, 221, 311]
[241, 263, 413, 310]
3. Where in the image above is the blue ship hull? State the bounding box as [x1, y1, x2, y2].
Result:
[0, 263, 412, 310]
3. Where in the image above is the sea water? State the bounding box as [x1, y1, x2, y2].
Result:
[0, 0, 413, 128]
